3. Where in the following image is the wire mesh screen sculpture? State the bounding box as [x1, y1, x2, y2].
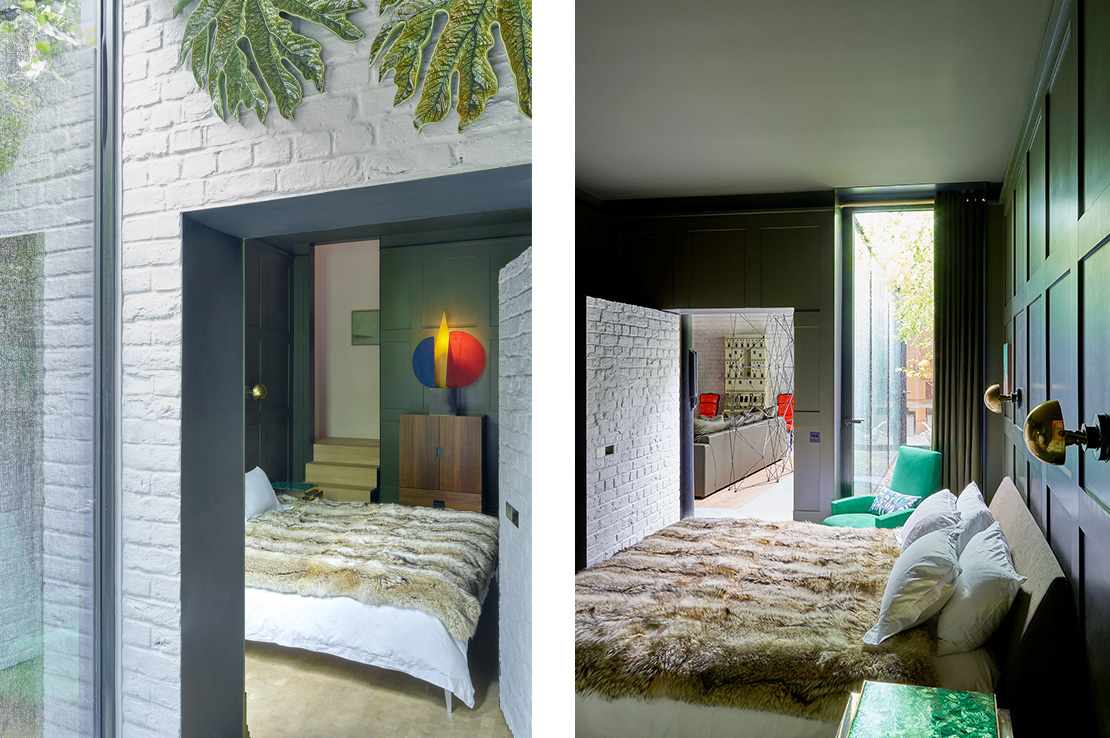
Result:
[717, 311, 795, 488]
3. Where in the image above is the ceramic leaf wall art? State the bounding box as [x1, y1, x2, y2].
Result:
[172, 0, 365, 122]
[370, 0, 532, 131]
[171, 0, 531, 130]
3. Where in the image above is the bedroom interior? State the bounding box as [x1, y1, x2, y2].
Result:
[577, 1, 1106, 736]
[177, 167, 530, 736]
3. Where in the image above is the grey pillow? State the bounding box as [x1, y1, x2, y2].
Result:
[693, 415, 730, 436]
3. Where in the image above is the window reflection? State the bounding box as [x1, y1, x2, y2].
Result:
[0, 3, 98, 735]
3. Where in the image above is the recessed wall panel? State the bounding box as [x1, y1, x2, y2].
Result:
[759, 227, 820, 310]
[794, 325, 821, 412]
[1084, 0, 1110, 211]
[1049, 29, 1079, 260]
[1030, 117, 1047, 272]
[687, 229, 746, 308]
[1016, 308, 1028, 428]
[1082, 242, 1110, 508]
[1029, 295, 1046, 410]
[422, 256, 481, 327]
[618, 231, 675, 309]
[1016, 163, 1029, 286]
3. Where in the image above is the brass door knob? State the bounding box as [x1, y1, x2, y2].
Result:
[247, 383, 267, 401]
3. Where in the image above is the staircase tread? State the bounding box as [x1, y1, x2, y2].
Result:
[306, 460, 380, 469]
[314, 437, 380, 447]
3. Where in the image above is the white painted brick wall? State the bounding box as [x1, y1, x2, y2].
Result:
[1, 1, 529, 733]
[498, 247, 531, 738]
[116, 2, 529, 734]
[584, 298, 681, 567]
[0, 44, 98, 737]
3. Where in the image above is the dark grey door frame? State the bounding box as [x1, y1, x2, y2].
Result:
[177, 166, 531, 732]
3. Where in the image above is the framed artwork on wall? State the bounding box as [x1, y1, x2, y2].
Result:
[352, 310, 380, 345]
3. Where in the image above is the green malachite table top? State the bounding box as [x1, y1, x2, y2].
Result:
[847, 681, 998, 738]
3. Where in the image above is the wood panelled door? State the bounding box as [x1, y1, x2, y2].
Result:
[245, 241, 294, 480]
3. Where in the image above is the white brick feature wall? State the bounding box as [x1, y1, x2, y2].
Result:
[585, 298, 681, 567]
[0, 45, 98, 738]
[497, 248, 531, 738]
[116, 2, 530, 734]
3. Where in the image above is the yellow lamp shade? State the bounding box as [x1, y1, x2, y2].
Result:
[434, 311, 450, 388]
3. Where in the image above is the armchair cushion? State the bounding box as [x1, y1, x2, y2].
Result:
[876, 508, 915, 529]
[821, 513, 878, 528]
[888, 446, 944, 499]
[829, 495, 875, 516]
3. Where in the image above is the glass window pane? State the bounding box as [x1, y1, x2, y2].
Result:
[852, 210, 934, 495]
[0, 3, 98, 735]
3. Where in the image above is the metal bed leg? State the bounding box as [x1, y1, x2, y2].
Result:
[444, 688, 453, 713]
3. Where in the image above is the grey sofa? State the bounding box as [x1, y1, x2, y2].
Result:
[693, 416, 788, 499]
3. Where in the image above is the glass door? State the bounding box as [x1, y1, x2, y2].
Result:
[845, 209, 934, 496]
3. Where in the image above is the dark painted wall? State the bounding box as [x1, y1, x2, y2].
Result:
[998, 1, 1106, 733]
[181, 217, 245, 737]
[379, 231, 530, 514]
[575, 193, 842, 529]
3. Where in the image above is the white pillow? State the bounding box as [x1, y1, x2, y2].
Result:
[953, 496, 996, 556]
[863, 528, 961, 645]
[901, 490, 960, 550]
[937, 522, 1026, 655]
[245, 466, 281, 522]
[956, 481, 985, 516]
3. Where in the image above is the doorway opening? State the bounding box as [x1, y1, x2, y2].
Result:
[688, 309, 795, 521]
[307, 239, 382, 502]
[847, 208, 934, 495]
[178, 165, 530, 737]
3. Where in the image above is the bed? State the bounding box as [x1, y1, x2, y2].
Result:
[575, 477, 1071, 737]
[244, 497, 499, 711]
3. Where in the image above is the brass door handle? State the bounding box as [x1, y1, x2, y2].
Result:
[247, 383, 267, 401]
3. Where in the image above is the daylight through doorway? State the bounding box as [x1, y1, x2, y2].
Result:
[691, 310, 795, 521]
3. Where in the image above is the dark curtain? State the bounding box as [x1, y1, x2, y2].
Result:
[934, 190, 987, 493]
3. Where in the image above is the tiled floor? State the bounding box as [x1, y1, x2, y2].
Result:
[245, 590, 510, 738]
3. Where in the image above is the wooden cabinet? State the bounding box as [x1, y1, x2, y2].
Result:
[398, 413, 483, 512]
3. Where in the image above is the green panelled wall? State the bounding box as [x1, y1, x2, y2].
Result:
[379, 235, 529, 513]
[999, 2, 1109, 734]
[576, 200, 840, 524]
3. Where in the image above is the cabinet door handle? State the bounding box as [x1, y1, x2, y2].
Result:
[435, 447, 444, 459]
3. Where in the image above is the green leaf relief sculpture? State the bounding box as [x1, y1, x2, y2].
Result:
[370, 0, 532, 131]
[173, 0, 366, 122]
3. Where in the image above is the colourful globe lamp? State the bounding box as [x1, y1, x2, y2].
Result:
[412, 312, 485, 389]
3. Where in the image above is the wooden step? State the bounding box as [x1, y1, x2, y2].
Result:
[313, 437, 381, 465]
[316, 483, 378, 503]
[305, 460, 380, 488]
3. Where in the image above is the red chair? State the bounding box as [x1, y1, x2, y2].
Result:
[777, 393, 794, 431]
[698, 393, 720, 417]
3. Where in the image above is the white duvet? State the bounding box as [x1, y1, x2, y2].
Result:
[246, 586, 480, 708]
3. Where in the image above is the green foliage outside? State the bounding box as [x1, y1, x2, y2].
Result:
[0, 1, 88, 176]
[854, 210, 935, 379]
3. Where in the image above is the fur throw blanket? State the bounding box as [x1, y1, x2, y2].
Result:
[246, 500, 498, 641]
[576, 517, 938, 722]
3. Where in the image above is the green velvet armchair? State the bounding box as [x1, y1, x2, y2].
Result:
[823, 446, 943, 528]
